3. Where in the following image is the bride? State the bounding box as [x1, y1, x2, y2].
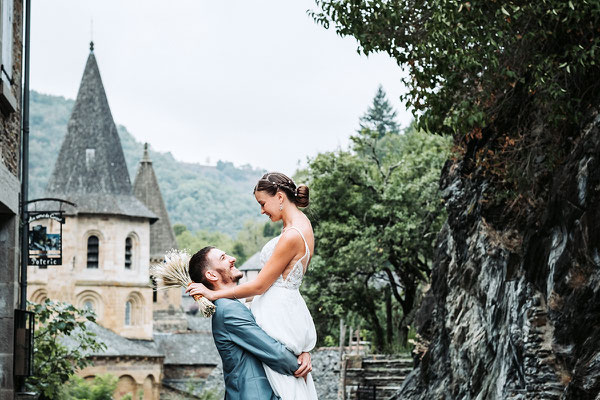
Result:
[188, 172, 318, 400]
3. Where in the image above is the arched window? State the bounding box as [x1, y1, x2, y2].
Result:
[84, 300, 94, 311]
[30, 289, 48, 304]
[151, 277, 157, 303]
[124, 292, 144, 326]
[125, 301, 132, 325]
[125, 237, 133, 269]
[87, 236, 99, 268]
[77, 291, 104, 319]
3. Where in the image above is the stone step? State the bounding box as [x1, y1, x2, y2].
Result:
[345, 367, 413, 378]
[362, 357, 413, 363]
[364, 375, 406, 387]
[362, 358, 413, 369]
[377, 386, 404, 400]
[346, 385, 404, 400]
[364, 353, 411, 359]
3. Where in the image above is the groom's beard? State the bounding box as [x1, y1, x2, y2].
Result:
[221, 269, 243, 285]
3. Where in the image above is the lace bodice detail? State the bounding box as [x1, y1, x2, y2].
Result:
[259, 227, 310, 290]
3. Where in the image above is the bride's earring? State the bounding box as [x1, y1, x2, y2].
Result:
[279, 204, 283, 211]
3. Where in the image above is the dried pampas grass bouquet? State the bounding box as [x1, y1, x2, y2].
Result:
[150, 249, 216, 317]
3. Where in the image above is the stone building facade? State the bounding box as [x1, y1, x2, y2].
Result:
[0, 0, 25, 399]
[25, 45, 168, 399]
[27, 45, 158, 341]
[28, 214, 154, 339]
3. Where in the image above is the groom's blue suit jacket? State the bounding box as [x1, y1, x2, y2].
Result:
[211, 298, 299, 400]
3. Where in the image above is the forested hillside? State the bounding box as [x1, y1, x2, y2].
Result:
[29, 91, 265, 235]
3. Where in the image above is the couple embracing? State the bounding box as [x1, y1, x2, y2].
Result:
[186, 172, 319, 400]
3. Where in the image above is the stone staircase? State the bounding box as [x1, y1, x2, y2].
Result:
[343, 354, 413, 399]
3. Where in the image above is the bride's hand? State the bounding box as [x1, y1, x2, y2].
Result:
[186, 282, 216, 301]
[294, 352, 312, 380]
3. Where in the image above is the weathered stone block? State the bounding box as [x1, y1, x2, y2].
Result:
[0, 353, 13, 392]
[0, 317, 14, 353]
[0, 283, 17, 318]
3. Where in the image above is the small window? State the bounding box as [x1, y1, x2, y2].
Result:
[0, 0, 16, 115]
[125, 301, 132, 326]
[151, 277, 157, 303]
[87, 235, 99, 268]
[84, 300, 94, 312]
[1, 0, 13, 83]
[125, 237, 132, 269]
[85, 148, 95, 168]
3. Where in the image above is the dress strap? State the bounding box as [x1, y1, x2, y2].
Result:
[283, 226, 310, 260]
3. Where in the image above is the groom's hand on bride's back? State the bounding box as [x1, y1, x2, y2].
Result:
[294, 352, 312, 380]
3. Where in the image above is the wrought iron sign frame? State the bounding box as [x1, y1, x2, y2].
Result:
[23, 198, 76, 267]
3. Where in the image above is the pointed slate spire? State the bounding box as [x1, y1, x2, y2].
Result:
[133, 144, 177, 259]
[46, 47, 156, 220]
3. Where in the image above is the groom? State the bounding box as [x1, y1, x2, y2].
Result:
[187, 246, 312, 399]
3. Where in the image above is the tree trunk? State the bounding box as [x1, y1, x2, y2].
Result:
[397, 280, 417, 347]
[364, 290, 385, 351]
[385, 286, 394, 351]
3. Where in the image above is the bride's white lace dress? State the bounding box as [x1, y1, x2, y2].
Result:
[250, 226, 318, 399]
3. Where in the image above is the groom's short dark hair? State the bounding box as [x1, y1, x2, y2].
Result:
[189, 246, 215, 289]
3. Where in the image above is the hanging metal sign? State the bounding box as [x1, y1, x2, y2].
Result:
[27, 210, 64, 266]
[24, 198, 75, 267]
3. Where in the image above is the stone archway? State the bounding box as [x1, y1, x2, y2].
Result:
[115, 375, 137, 399]
[30, 288, 48, 304]
[142, 375, 156, 400]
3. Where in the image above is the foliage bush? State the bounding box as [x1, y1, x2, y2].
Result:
[61, 374, 118, 400]
[26, 300, 106, 399]
[312, 0, 599, 136]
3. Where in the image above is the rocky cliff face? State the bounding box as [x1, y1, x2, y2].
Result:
[397, 113, 600, 399]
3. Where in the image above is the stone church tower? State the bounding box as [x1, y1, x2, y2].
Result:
[27, 44, 158, 340]
[133, 144, 186, 331]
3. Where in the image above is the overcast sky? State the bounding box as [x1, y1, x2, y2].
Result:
[31, 0, 412, 176]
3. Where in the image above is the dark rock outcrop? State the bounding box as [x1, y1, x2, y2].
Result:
[397, 114, 600, 399]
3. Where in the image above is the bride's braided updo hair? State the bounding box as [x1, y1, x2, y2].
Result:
[253, 172, 310, 208]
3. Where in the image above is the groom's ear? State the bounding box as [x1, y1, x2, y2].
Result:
[205, 269, 219, 284]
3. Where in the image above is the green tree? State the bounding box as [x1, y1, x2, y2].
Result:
[26, 300, 106, 399]
[311, 1, 600, 222]
[359, 85, 399, 138]
[305, 124, 450, 350]
[173, 223, 187, 236]
[311, 0, 600, 136]
[61, 374, 118, 400]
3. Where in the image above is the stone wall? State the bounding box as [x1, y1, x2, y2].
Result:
[0, 0, 23, 178]
[397, 114, 600, 399]
[0, 1, 24, 399]
[0, 213, 20, 400]
[313, 348, 341, 400]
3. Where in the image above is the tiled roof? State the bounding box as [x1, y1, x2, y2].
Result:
[45, 48, 156, 221]
[239, 251, 261, 271]
[153, 331, 220, 365]
[61, 322, 163, 358]
[133, 144, 177, 258]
